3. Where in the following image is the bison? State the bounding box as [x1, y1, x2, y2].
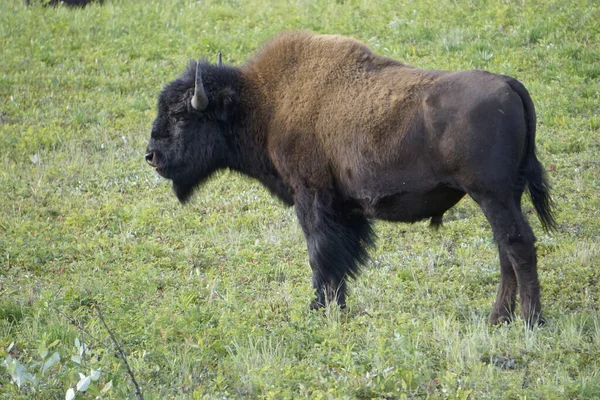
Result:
[25, 0, 102, 7]
[145, 32, 556, 327]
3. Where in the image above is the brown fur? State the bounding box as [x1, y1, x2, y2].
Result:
[242, 33, 440, 191]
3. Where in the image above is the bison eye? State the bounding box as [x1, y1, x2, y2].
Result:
[169, 109, 184, 117]
[169, 111, 188, 122]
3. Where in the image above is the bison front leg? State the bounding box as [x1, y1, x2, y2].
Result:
[294, 187, 374, 309]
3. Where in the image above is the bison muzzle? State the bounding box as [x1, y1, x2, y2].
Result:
[146, 32, 556, 327]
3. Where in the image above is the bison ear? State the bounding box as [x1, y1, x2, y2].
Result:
[214, 87, 237, 121]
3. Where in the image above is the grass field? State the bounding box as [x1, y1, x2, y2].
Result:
[1, 0, 599, 398]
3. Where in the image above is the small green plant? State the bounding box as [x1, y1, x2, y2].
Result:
[3, 343, 37, 390]
[2, 338, 112, 399]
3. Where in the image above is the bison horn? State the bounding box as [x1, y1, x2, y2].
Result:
[217, 52, 223, 67]
[191, 60, 209, 111]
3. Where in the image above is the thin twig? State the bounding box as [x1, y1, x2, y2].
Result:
[53, 306, 122, 384]
[94, 304, 144, 400]
[52, 287, 143, 398]
[51, 287, 104, 353]
[53, 306, 104, 347]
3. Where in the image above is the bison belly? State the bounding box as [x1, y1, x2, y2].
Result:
[363, 184, 465, 223]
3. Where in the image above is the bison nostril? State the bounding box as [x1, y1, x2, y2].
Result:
[145, 152, 155, 166]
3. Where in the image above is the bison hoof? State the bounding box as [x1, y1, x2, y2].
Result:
[524, 313, 546, 328]
[309, 298, 347, 310]
[310, 299, 325, 310]
[488, 312, 513, 326]
[489, 311, 545, 328]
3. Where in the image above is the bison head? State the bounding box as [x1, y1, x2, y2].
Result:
[146, 58, 238, 202]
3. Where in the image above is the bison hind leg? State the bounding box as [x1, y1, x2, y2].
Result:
[471, 192, 543, 328]
[429, 214, 444, 230]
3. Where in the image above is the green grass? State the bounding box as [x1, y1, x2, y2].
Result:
[1, 0, 599, 398]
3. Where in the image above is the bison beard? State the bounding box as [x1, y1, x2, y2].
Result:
[172, 176, 198, 204]
[146, 32, 556, 327]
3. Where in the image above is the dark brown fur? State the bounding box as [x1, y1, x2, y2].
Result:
[146, 32, 556, 327]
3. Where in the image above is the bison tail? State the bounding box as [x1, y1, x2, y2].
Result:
[523, 152, 557, 232]
[506, 76, 557, 232]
